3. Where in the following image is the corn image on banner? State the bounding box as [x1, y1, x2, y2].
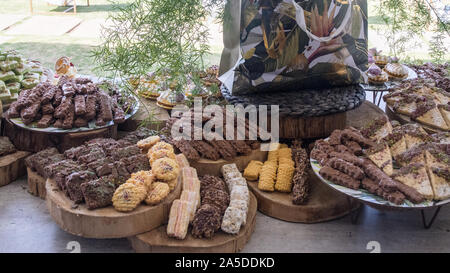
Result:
[219, 0, 368, 95]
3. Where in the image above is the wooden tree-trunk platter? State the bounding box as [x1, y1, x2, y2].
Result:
[190, 149, 268, 177]
[385, 105, 444, 134]
[119, 98, 170, 132]
[346, 101, 386, 129]
[220, 84, 366, 139]
[45, 177, 182, 239]
[129, 193, 257, 253]
[0, 151, 30, 187]
[2, 119, 118, 153]
[27, 168, 47, 199]
[277, 112, 347, 139]
[248, 170, 359, 223]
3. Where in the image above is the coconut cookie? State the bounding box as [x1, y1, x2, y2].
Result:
[152, 158, 180, 181]
[112, 183, 146, 212]
[145, 182, 170, 205]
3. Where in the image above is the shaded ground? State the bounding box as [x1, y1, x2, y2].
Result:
[0, 177, 449, 253]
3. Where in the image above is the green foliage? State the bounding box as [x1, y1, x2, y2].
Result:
[376, 0, 449, 62]
[93, 0, 213, 78]
[429, 32, 447, 63]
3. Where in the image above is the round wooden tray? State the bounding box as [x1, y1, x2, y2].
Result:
[45, 177, 182, 239]
[248, 169, 359, 223]
[220, 85, 366, 139]
[0, 151, 30, 187]
[129, 192, 257, 253]
[3, 118, 118, 153]
[346, 101, 386, 128]
[385, 104, 445, 134]
[190, 149, 268, 177]
[27, 168, 47, 199]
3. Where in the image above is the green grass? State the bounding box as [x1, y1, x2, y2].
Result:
[0, 0, 131, 19]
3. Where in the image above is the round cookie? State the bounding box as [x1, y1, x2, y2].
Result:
[137, 136, 161, 152]
[130, 170, 155, 192]
[145, 182, 170, 205]
[112, 183, 145, 212]
[152, 158, 180, 181]
[149, 149, 176, 167]
[149, 141, 174, 155]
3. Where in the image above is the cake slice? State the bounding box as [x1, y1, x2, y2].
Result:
[364, 142, 393, 176]
[361, 116, 393, 142]
[432, 132, 450, 144]
[392, 163, 434, 200]
[395, 144, 426, 167]
[412, 99, 449, 130]
[401, 124, 433, 149]
[432, 88, 450, 105]
[438, 104, 450, 128]
[383, 130, 407, 158]
[392, 94, 418, 116]
[427, 166, 450, 201]
[423, 143, 449, 168]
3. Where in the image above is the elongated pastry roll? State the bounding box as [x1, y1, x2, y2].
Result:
[230, 185, 249, 204]
[221, 206, 246, 234]
[175, 153, 190, 169]
[167, 200, 191, 240]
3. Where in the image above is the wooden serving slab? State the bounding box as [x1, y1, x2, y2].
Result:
[27, 168, 47, 199]
[248, 170, 359, 223]
[46, 177, 182, 239]
[190, 149, 268, 177]
[346, 101, 386, 128]
[0, 151, 30, 187]
[278, 111, 347, 139]
[385, 105, 445, 134]
[129, 192, 257, 253]
[119, 99, 170, 132]
[3, 119, 118, 153]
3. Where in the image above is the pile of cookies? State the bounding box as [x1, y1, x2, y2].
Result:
[243, 142, 311, 205]
[312, 116, 450, 204]
[112, 136, 183, 213]
[384, 78, 449, 131]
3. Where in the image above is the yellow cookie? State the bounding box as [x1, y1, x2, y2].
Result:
[152, 158, 180, 181]
[130, 170, 155, 192]
[258, 161, 278, 192]
[112, 183, 144, 212]
[137, 136, 161, 152]
[243, 160, 263, 181]
[149, 141, 174, 155]
[145, 182, 170, 205]
[149, 149, 176, 167]
[278, 148, 292, 159]
[166, 178, 178, 191]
